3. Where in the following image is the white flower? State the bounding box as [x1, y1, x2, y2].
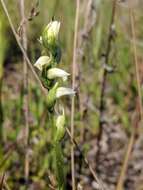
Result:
[47, 21, 60, 40]
[34, 56, 50, 71]
[56, 87, 75, 98]
[47, 68, 70, 81]
[42, 21, 60, 49]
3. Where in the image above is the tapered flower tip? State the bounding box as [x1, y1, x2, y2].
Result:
[56, 110, 65, 130]
[55, 108, 65, 142]
[42, 21, 60, 49]
[38, 36, 43, 44]
[47, 68, 70, 81]
[47, 21, 60, 40]
[34, 56, 50, 71]
[56, 87, 75, 98]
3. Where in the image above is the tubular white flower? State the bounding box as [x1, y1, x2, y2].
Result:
[42, 21, 61, 49]
[47, 21, 60, 40]
[34, 56, 50, 71]
[47, 68, 70, 81]
[56, 87, 75, 98]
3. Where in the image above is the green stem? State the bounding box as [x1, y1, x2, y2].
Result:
[53, 142, 65, 190]
[49, 112, 65, 189]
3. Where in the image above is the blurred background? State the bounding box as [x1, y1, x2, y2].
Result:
[0, 0, 143, 189]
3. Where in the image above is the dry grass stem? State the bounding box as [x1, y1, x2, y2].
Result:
[71, 0, 80, 189]
[19, 0, 29, 180]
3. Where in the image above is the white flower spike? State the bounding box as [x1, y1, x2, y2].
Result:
[34, 56, 50, 71]
[56, 87, 75, 98]
[47, 68, 70, 81]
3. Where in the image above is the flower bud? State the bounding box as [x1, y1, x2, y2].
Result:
[47, 68, 70, 81]
[34, 56, 51, 71]
[56, 87, 75, 98]
[47, 82, 59, 111]
[55, 109, 65, 142]
[42, 21, 60, 49]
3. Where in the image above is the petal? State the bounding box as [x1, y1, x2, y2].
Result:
[34, 56, 50, 71]
[56, 87, 75, 98]
[47, 68, 70, 80]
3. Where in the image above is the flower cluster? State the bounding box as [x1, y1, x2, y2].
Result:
[34, 21, 75, 142]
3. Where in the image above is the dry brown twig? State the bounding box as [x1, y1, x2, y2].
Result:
[96, 0, 117, 163]
[0, 173, 5, 190]
[19, 0, 29, 181]
[3, 175, 11, 190]
[17, 1, 39, 36]
[77, 0, 96, 116]
[71, 0, 80, 189]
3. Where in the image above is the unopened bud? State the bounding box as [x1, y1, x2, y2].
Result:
[55, 109, 65, 142]
[42, 21, 60, 49]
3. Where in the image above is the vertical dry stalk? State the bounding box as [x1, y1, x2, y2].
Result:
[129, 6, 143, 121]
[4, 178, 11, 190]
[116, 130, 135, 190]
[0, 79, 3, 141]
[78, 0, 96, 113]
[19, 0, 29, 180]
[0, 173, 5, 189]
[116, 2, 143, 189]
[71, 0, 80, 189]
[96, 0, 117, 162]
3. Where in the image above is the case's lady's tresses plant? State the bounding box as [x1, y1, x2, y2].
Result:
[34, 20, 75, 190]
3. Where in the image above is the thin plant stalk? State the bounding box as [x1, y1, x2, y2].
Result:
[0, 79, 3, 140]
[19, 0, 29, 180]
[0, 173, 5, 189]
[129, 5, 143, 121]
[116, 2, 143, 189]
[4, 177, 11, 190]
[77, 0, 96, 142]
[96, 0, 117, 162]
[116, 130, 135, 190]
[71, 0, 80, 189]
